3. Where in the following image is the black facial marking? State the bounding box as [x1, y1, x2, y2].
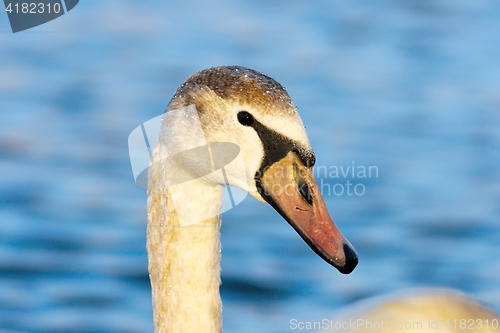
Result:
[237, 111, 255, 126]
[252, 120, 314, 171]
[250, 116, 315, 204]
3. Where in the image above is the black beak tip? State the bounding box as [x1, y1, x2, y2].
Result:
[337, 243, 358, 274]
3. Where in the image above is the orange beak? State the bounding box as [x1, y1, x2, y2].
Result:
[256, 151, 358, 274]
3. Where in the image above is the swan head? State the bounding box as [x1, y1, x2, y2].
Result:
[160, 66, 357, 274]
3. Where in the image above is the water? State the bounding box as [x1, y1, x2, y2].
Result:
[1, 0, 499, 332]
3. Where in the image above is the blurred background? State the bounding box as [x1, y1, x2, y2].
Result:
[1, 0, 499, 332]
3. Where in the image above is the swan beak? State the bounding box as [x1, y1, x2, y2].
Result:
[256, 151, 358, 274]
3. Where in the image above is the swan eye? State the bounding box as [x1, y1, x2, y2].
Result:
[237, 111, 255, 126]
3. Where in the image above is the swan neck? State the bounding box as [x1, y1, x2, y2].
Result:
[147, 177, 223, 333]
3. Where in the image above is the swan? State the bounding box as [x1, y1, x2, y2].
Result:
[147, 65, 357, 332]
[321, 287, 500, 333]
[145, 66, 499, 333]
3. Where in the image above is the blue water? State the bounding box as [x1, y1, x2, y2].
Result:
[1, 1, 499, 332]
